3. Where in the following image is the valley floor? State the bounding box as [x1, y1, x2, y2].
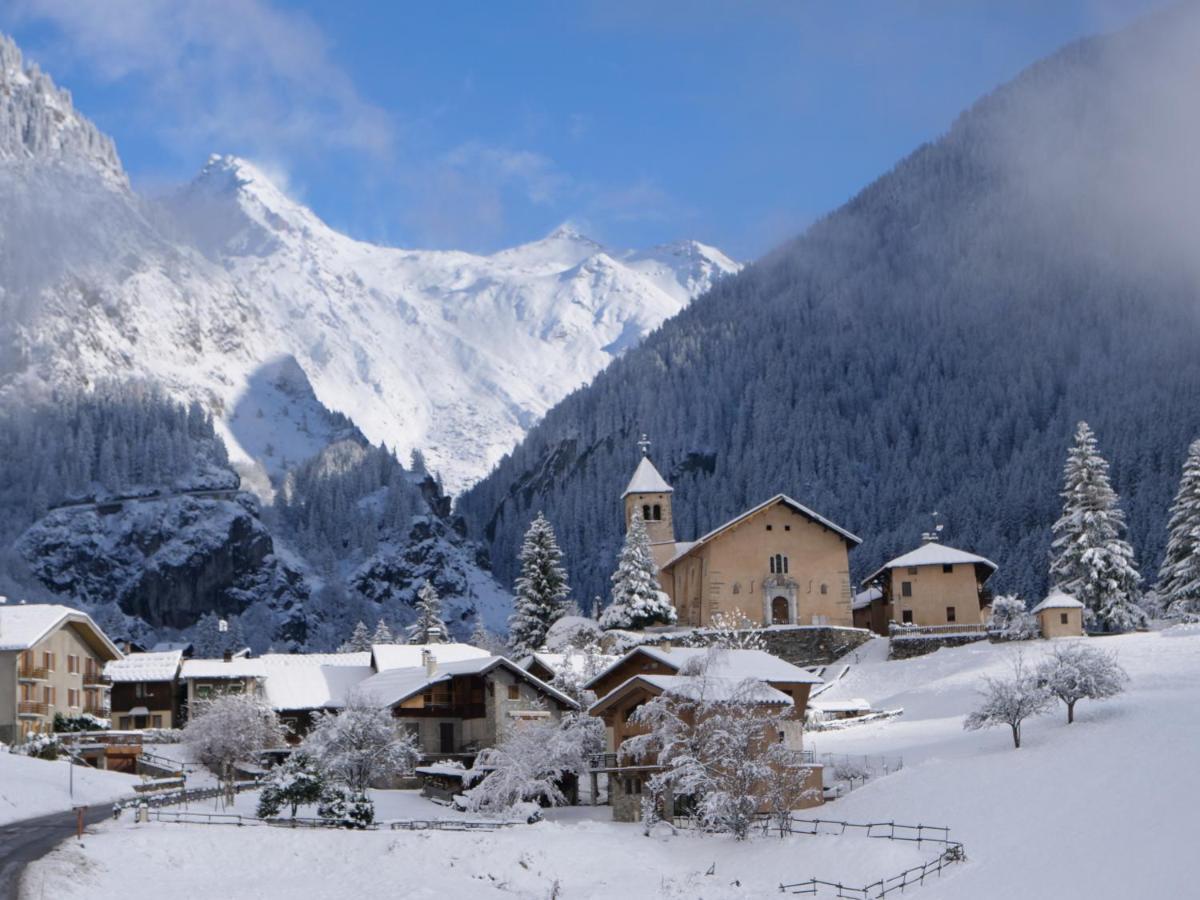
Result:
[21, 627, 1200, 898]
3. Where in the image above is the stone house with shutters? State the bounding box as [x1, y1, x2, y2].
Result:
[622, 453, 861, 628]
[857, 540, 998, 634]
[0, 603, 122, 744]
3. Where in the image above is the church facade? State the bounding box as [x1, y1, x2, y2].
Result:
[622, 453, 860, 628]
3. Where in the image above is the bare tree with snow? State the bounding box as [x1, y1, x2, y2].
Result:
[183, 693, 285, 801]
[964, 652, 1052, 748]
[303, 693, 419, 793]
[697, 609, 767, 651]
[1036, 642, 1128, 724]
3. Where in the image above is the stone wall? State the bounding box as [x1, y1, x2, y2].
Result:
[758, 626, 875, 667]
[888, 632, 989, 660]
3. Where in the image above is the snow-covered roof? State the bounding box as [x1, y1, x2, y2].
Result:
[524, 651, 622, 680]
[1031, 591, 1085, 613]
[662, 495, 860, 570]
[0, 603, 122, 658]
[105, 650, 183, 683]
[180, 657, 267, 680]
[810, 698, 871, 713]
[370, 642, 491, 672]
[356, 656, 577, 710]
[586, 646, 822, 690]
[589, 673, 794, 713]
[623, 456, 673, 497]
[863, 541, 998, 585]
[853, 587, 883, 611]
[260, 653, 374, 711]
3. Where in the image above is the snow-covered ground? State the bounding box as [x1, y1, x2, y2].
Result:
[0, 752, 138, 825]
[23, 628, 1199, 897]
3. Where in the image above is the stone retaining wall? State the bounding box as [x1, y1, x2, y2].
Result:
[888, 632, 989, 660]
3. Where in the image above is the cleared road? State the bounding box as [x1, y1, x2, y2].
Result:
[0, 805, 112, 900]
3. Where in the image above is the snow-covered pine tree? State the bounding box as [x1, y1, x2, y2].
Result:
[600, 509, 676, 630]
[370, 619, 394, 645]
[1157, 438, 1200, 619]
[338, 621, 372, 653]
[469, 619, 504, 654]
[1049, 422, 1145, 632]
[407, 580, 450, 643]
[507, 512, 571, 656]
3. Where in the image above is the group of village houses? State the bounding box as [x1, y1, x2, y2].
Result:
[0, 452, 1085, 822]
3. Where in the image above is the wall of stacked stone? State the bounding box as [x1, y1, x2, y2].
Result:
[888, 632, 989, 660]
[605, 625, 875, 667]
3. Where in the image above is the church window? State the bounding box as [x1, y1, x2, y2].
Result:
[652, 504, 662, 521]
[820, 583, 828, 595]
[732, 582, 741, 595]
[769, 554, 789, 575]
[642, 504, 651, 520]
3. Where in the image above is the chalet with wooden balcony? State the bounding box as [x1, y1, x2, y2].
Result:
[584, 645, 824, 821]
[0, 603, 122, 744]
[105, 650, 185, 730]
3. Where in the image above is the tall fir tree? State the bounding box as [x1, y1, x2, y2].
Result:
[339, 621, 372, 653]
[407, 580, 450, 643]
[1049, 422, 1145, 632]
[370, 619, 395, 645]
[507, 512, 571, 656]
[1157, 438, 1200, 619]
[600, 509, 676, 630]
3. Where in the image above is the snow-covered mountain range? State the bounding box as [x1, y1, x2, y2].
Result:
[0, 32, 738, 492]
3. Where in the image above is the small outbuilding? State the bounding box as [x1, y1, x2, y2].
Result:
[1031, 591, 1085, 638]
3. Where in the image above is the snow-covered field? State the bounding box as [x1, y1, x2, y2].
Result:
[0, 752, 138, 825]
[23, 628, 1200, 898]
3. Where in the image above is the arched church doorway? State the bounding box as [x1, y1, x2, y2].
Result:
[771, 595, 790, 624]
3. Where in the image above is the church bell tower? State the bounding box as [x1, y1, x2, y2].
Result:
[622, 435, 676, 570]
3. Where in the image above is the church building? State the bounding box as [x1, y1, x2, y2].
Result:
[622, 446, 860, 628]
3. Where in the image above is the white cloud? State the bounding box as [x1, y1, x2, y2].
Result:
[9, 0, 394, 161]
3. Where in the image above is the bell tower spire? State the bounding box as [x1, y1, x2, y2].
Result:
[622, 435, 676, 570]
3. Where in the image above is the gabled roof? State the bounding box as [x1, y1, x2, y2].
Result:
[181, 657, 267, 679]
[853, 587, 883, 611]
[589, 673, 794, 716]
[522, 651, 621, 680]
[1031, 591, 1084, 613]
[105, 650, 183, 683]
[356, 656, 578, 710]
[259, 653, 374, 711]
[863, 541, 998, 585]
[623, 456, 673, 497]
[370, 642, 490, 672]
[661, 494, 860, 570]
[585, 645, 821, 691]
[0, 603, 122, 659]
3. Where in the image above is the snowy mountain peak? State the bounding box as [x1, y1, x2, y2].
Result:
[0, 33, 126, 187]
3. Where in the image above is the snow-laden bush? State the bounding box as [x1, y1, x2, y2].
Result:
[317, 785, 375, 829]
[964, 652, 1052, 748]
[988, 595, 1039, 640]
[13, 732, 63, 760]
[183, 694, 285, 781]
[303, 693, 418, 793]
[1036, 642, 1128, 723]
[257, 752, 326, 818]
[53, 712, 110, 733]
[691, 610, 767, 651]
[463, 713, 596, 813]
[142, 728, 183, 744]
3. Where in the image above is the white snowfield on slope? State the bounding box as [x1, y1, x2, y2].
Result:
[22, 628, 1198, 899]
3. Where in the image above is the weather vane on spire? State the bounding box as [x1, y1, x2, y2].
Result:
[637, 434, 651, 456]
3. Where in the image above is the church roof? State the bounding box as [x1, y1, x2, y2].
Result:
[623, 456, 673, 497]
[660, 494, 860, 570]
[863, 541, 998, 586]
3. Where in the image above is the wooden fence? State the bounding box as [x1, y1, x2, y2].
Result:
[146, 808, 524, 832]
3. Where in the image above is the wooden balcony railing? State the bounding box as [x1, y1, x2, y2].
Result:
[83, 704, 107, 717]
[17, 664, 49, 680]
[82, 671, 107, 686]
[18, 701, 49, 716]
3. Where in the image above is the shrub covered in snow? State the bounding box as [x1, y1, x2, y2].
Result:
[53, 712, 110, 733]
[988, 595, 1040, 641]
[1036, 642, 1128, 724]
[317, 785, 375, 829]
[303, 693, 418, 793]
[964, 652, 1052, 748]
[257, 752, 326, 818]
[13, 732, 63, 760]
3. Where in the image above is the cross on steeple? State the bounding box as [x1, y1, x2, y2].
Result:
[637, 434, 651, 456]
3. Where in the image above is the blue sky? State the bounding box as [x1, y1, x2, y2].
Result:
[2, 1, 1168, 259]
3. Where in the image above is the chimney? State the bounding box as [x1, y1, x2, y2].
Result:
[422, 648, 436, 676]
[661, 639, 672, 651]
[223, 649, 233, 663]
